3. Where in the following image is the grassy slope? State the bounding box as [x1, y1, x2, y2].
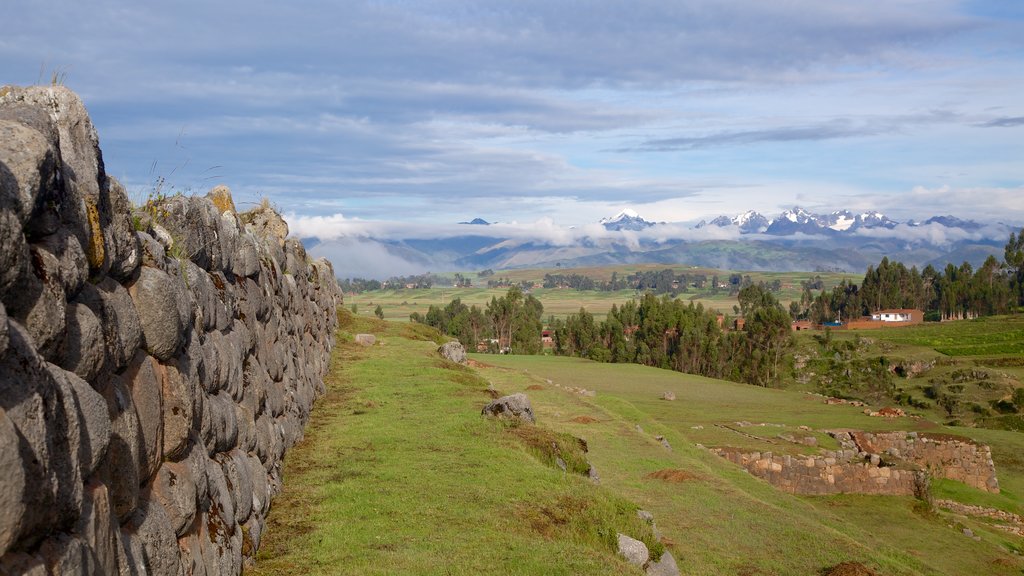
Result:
[252, 314, 658, 576]
[253, 311, 1024, 575]
[478, 354, 1024, 575]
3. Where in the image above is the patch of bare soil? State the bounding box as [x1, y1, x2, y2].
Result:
[466, 359, 492, 369]
[644, 469, 697, 483]
[526, 384, 545, 391]
[569, 416, 599, 424]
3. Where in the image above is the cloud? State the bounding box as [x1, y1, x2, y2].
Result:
[977, 116, 1024, 127]
[307, 237, 432, 280]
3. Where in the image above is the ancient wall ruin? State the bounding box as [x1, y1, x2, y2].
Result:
[713, 448, 922, 496]
[713, 430, 999, 497]
[0, 86, 342, 574]
[850, 431, 999, 493]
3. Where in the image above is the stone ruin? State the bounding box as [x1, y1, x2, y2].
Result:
[0, 86, 342, 574]
[713, 430, 999, 496]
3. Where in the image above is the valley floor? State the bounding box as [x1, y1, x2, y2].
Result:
[253, 313, 1024, 575]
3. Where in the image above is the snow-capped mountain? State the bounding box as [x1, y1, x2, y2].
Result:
[732, 210, 771, 233]
[600, 209, 657, 231]
[701, 207, 926, 236]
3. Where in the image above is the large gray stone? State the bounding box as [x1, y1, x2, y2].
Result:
[61, 301, 106, 381]
[37, 533, 100, 575]
[122, 351, 165, 484]
[481, 393, 536, 423]
[145, 460, 197, 538]
[161, 357, 195, 462]
[76, 277, 142, 372]
[0, 118, 60, 229]
[0, 86, 110, 274]
[216, 449, 254, 524]
[0, 407, 27, 557]
[95, 372, 141, 522]
[122, 498, 181, 576]
[0, 322, 83, 549]
[51, 365, 112, 479]
[438, 341, 468, 364]
[617, 533, 650, 567]
[129, 266, 184, 361]
[104, 176, 141, 280]
[75, 480, 121, 576]
[35, 226, 88, 299]
[646, 551, 681, 576]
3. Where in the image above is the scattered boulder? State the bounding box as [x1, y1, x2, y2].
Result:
[438, 341, 467, 364]
[646, 551, 680, 576]
[661, 391, 676, 401]
[354, 333, 376, 347]
[616, 533, 649, 567]
[481, 393, 536, 423]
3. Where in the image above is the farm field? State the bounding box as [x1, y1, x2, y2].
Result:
[344, 266, 858, 321]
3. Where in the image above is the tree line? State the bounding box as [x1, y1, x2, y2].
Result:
[792, 226, 1024, 323]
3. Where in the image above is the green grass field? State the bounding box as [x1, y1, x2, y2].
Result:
[253, 313, 1024, 575]
[477, 353, 1024, 575]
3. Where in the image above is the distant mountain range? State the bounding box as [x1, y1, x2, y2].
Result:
[308, 207, 1019, 278]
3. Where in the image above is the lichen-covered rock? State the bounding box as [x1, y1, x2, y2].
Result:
[242, 202, 288, 246]
[438, 341, 468, 364]
[207, 185, 236, 215]
[481, 393, 536, 424]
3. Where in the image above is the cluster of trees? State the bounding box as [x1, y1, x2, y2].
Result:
[410, 286, 544, 354]
[340, 273, 480, 293]
[790, 231, 1024, 323]
[792, 253, 1019, 323]
[540, 270, 780, 297]
[550, 284, 793, 386]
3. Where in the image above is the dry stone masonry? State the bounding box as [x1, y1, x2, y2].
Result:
[712, 429, 999, 496]
[0, 86, 342, 574]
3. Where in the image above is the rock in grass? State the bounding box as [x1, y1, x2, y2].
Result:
[354, 333, 376, 347]
[616, 533, 649, 567]
[438, 341, 467, 364]
[646, 551, 680, 576]
[481, 393, 535, 423]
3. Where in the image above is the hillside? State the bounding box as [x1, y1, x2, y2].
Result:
[254, 313, 1024, 575]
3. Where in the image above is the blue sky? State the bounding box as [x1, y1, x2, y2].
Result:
[4, 0, 1023, 236]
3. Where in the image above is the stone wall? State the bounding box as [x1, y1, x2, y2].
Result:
[849, 431, 999, 493]
[713, 430, 999, 497]
[713, 448, 922, 496]
[0, 86, 342, 574]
